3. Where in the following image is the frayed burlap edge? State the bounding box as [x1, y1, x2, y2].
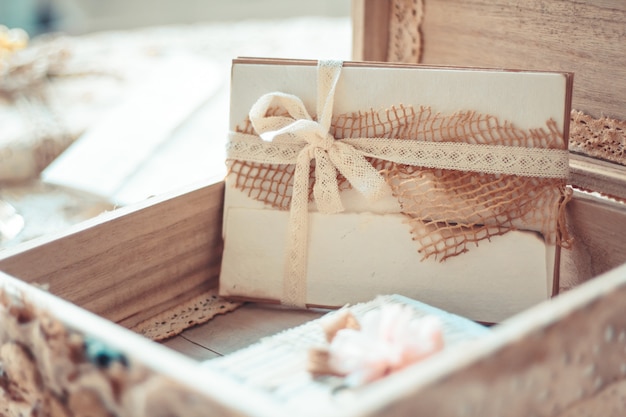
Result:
[132, 288, 242, 342]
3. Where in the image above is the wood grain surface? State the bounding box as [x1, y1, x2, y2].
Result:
[354, 0, 626, 118]
[569, 153, 626, 201]
[424, 0, 624, 120]
[0, 178, 225, 330]
[180, 304, 323, 357]
[560, 189, 626, 289]
[352, 0, 390, 62]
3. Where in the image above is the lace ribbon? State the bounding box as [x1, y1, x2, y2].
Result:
[227, 61, 570, 308]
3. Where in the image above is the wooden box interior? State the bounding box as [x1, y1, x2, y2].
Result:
[1, 2, 626, 413]
[1, 178, 626, 415]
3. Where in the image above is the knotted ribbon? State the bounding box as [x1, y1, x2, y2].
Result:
[227, 60, 570, 308]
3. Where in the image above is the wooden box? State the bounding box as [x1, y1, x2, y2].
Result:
[1, 179, 626, 416]
[1, 1, 626, 415]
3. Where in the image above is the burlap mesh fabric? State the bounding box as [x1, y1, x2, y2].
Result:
[228, 105, 570, 261]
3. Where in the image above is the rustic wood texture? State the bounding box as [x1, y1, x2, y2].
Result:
[352, 0, 390, 62]
[560, 190, 626, 290]
[0, 271, 280, 417]
[417, 0, 626, 121]
[0, 179, 225, 330]
[569, 154, 626, 202]
[179, 304, 324, 356]
[4, 258, 626, 416]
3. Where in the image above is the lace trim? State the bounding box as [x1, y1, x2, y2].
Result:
[387, 0, 424, 63]
[385, 0, 626, 170]
[227, 136, 569, 179]
[570, 110, 626, 166]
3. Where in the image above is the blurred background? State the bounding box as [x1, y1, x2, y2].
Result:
[0, 0, 351, 247]
[0, 0, 349, 36]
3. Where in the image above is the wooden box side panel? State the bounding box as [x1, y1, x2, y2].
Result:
[561, 190, 626, 290]
[352, 0, 391, 62]
[353, 0, 626, 120]
[354, 263, 626, 417]
[0, 180, 225, 329]
[418, 0, 626, 121]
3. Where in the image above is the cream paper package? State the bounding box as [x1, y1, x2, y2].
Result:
[219, 58, 572, 323]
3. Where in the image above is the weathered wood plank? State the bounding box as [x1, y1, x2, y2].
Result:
[352, 0, 390, 61]
[354, 0, 626, 120]
[0, 178, 225, 329]
[560, 189, 626, 290]
[181, 304, 324, 356]
[418, 0, 626, 121]
[162, 335, 220, 361]
[569, 154, 626, 202]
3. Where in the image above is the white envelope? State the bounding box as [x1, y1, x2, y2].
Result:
[220, 58, 572, 323]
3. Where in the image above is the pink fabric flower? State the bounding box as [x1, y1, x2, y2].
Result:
[327, 304, 444, 387]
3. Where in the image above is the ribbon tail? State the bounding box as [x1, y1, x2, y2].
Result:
[314, 149, 344, 214]
[282, 150, 314, 308]
[317, 60, 343, 131]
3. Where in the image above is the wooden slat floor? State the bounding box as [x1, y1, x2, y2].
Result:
[161, 304, 325, 361]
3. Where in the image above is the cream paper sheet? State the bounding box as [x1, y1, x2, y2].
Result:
[220, 59, 570, 323]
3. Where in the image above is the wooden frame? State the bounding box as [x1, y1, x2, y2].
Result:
[0, 0, 619, 329]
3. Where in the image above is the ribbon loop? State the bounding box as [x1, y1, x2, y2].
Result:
[250, 92, 313, 140]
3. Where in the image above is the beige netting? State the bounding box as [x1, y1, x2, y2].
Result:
[570, 110, 626, 166]
[228, 104, 571, 261]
